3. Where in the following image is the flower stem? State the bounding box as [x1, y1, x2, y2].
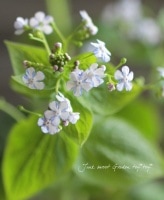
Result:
[0, 98, 25, 122]
[51, 22, 66, 44]
[19, 105, 42, 117]
[29, 32, 51, 55]
[115, 57, 127, 70]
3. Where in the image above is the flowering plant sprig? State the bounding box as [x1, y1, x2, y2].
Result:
[12, 10, 137, 135]
[2, 5, 164, 200]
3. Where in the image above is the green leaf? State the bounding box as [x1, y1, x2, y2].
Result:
[128, 180, 164, 200]
[2, 116, 78, 200]
[63, 95, 93, 145]
[88, 81, 142, 115]
[115, 99, 161, 143]
[5, 41, 49, 75]
[73, 117, 163, 189]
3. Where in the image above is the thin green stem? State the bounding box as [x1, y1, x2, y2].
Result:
[19, 106, 42, 117]
[55, 78, 61, 93]
[115, 57, 127, 70]
[29, 33, 51, 55]
[0, 98, 25, 122]
[40, 32, 52, 55]
[51, 22, 66, 44]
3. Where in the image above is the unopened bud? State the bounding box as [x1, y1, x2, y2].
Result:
[53, 65, 59, 71]
[108, 83, 116, 91]
[54, 42, 62, 50]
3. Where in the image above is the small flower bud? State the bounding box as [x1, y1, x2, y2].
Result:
[59, 67, 64, 72]
[53, 65, 59, 71]
[63, 120, 69, 126]
[64, 53, 71, 61]
[74, 60, 80, 67]
[108, 83, 116, 91]
[54, 42, 62, 49]
[23, 60, 31, 68]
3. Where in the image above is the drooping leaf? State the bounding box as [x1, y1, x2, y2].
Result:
[73, 117, 163, 189]
[2, 115, 78, 200]
[5, 41, 49, 75]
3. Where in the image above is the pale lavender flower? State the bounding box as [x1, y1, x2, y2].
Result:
[37, 110, 61, 134]
[91, 39, 111, 62]
[80, 10, 98, 35]
[38, 93, 80, 134]
[114, 66, 134, 91]
[66, 69, 93, 96]
[14, 17, 28, 35]
[29, 11, 53, 34]
[86, 63, 106, 87]
[22, 67, 45, 90]
[49, 100, 70, 121]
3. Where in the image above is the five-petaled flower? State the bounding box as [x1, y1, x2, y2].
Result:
[66, 63, 106, 96]
[14, 17, 28, 35]
[86, 63, 106, 87]
[114, 66, 134, 91]
[91, 39, 111, 62]
[38, 93, 80, 134]
[29, 11, 54, 34]
[37, 110, 61, 134]
[22, 67, 45, 90]
[80, 10, 98, 35]
[66, 68, 93, 96]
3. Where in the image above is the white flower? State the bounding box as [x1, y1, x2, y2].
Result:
[29, 11, 53, 34]
[14, 17, 28, 35]
[157, 67, 164, 78]
[66, 69, 93, 96]
[114, 66, 134, 91]
[91, 40, 111, 62]
[80, 10, 98, 35]
[22, 67, 45, 90]
[86, 63, 106, 87]
[38, 110, 61, 134]
[68, 112, 80, 124]
[49, 100, 70, 122]
[38, 93, 80, 134]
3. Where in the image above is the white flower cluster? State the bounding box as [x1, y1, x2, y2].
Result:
[14, 11, 54, 35]
[66, 63, 106, 96]
[80, 10, 98, 35]
[38, 93, 80, 134]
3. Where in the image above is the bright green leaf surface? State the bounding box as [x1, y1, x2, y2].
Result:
[73, 117, 163, 189]
[2, 116, 78, 200]
[63, 95, 93, 145]
[115, 99, 161, 143]
[88, 82, 142, 116]
[5, 41, 49, 75]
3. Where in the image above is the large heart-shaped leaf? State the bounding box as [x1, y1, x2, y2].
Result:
[73, 117, 163, 189]
[2, 115, 78, 200]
